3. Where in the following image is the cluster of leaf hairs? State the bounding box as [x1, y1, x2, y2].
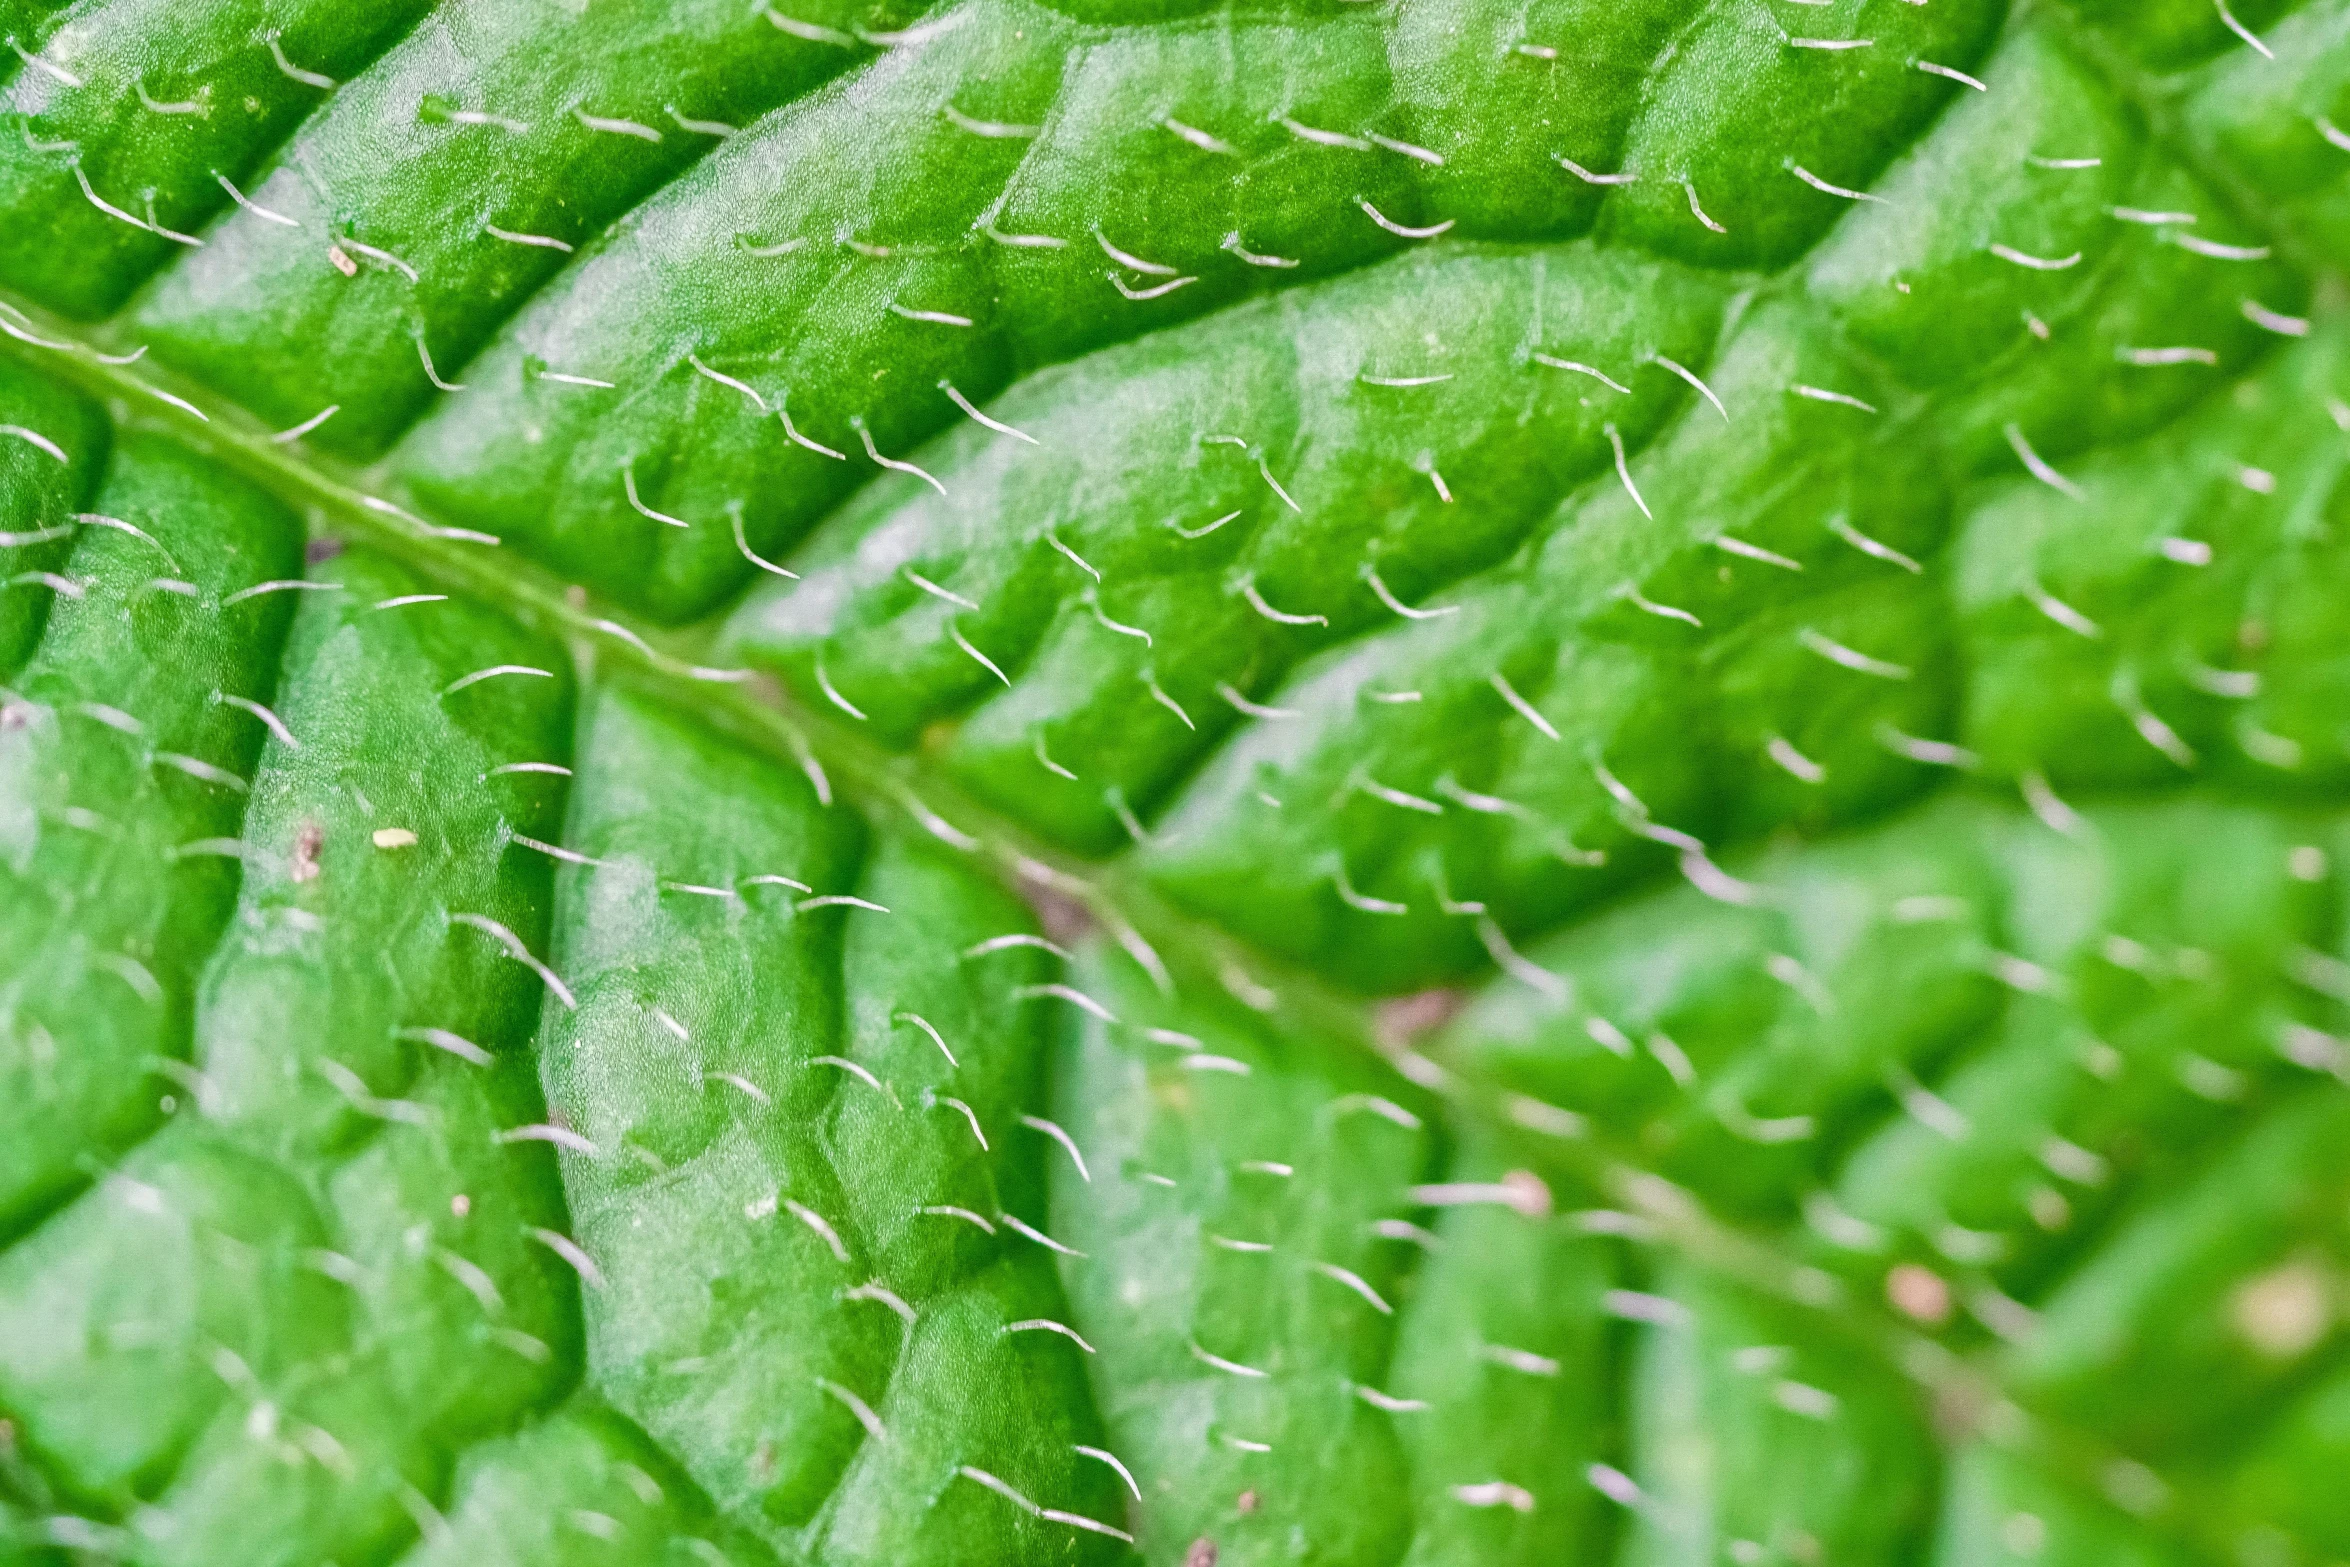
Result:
[0, 0, 2347, 1565]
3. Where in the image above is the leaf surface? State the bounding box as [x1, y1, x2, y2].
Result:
[0, 1, 2346, 1564]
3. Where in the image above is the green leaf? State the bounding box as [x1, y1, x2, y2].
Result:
[0, 0, 436, 319]
[131, 0, 916, 454]
[1, 434, 304, 1232]
[0, 0, 2345, 1564]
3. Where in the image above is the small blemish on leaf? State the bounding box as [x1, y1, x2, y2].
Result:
[2233, 1260, 2331, 1359]
[1373, 987, 1464, 1050]
[1886, 1263, 1952, 1326]
[291, 821, 324, 882]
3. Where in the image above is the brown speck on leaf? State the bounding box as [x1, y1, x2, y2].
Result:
[1373, 987, 1466, 1051]
[327, 244, 357, 277]
[305, 536, 344, 566]
[1013, 870, 1096, 949]
[1886, 1262, 1952, 1326]
[450, 1194, 471, 1218]
[0, 701, 26, 731]
[1235, 1489, 1258, 1515]
[1185, 1540, 1218, 1567]
[291, 821, 324, 883]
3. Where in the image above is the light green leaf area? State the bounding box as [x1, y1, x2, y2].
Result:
[0, 0, 2344, 1564]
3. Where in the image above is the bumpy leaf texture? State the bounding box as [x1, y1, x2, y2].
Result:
[0, 0, 2346, 1564]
